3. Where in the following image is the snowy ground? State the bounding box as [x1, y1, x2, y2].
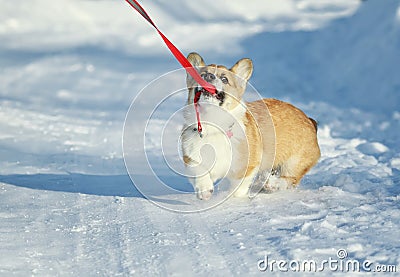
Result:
[1, 0, 400, 275]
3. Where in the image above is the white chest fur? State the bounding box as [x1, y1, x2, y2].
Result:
[182, 124, 233, 181]
[181, 101, 247, 182]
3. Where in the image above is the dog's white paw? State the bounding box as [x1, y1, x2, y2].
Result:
[193, 175, 214, 200]
[264, 175, 291, 192]
[195, 187, 214, 200]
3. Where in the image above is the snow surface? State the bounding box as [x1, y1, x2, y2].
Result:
[1, 0, 400, 275]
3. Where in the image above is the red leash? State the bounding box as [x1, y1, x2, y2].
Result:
[125, 0, 216, 136]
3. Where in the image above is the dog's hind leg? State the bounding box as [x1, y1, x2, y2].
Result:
[276, 155, 317, 188]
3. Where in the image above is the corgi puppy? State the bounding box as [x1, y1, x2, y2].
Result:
[181, 52, 320, 200]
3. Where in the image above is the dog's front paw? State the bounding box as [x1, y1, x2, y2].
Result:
[193, 175, 214, 200]
[195, 187, 214, 200]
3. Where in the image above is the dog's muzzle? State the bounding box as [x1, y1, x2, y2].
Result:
[195, 87, 225, 106]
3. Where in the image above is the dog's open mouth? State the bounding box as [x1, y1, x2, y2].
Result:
[195, 87, 225, 106]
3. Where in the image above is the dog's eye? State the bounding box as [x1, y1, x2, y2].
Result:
[220, 76, 229, 84]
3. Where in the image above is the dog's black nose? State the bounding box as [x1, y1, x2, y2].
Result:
[204, 72, 216, 82]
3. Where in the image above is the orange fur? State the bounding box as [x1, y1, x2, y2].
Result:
[246, 99, 320, 186]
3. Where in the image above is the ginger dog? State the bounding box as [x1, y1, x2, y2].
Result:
[181, 53, 320, 200]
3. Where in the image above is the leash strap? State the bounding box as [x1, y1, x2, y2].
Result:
[125, 0, 216, 135]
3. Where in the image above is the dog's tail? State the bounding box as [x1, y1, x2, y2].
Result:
[309, 117, 318, 132]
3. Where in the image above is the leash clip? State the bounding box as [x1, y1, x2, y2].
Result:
[197, 125, 203, 138]
[193, 126, 203, 138]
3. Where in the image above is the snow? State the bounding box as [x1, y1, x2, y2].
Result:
[1, 0, 400, 275]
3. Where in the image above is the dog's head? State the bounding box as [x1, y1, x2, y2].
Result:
[186, 52, 253, 110]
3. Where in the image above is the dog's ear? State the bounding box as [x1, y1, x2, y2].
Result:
[187, 52, 205, 67]
[231, 58, 253, 82]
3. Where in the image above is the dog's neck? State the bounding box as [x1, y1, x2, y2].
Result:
[188, 100, 246, 139]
